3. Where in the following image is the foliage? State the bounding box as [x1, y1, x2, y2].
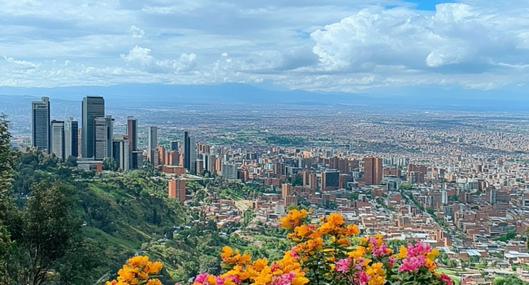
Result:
[494, 275, 529, 285]
[494, 230, 517, 242]
[3, 181, 81, 285]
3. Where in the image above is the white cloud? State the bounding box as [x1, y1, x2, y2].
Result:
[0, 0, 529, 93]
[121, 45, 154, 65]
[129, 25, 145, 38]
[121, 46, 197, 73]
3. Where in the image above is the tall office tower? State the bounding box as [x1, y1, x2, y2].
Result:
[31, 97, 50, 152]
[127, 117, 138, 169]
[189, 136, 197, 174]
[94, 116, 113, 160]
[184, 131, 190, 170]
[171, 141, 179, 151]
[64, 118, 78, 159]
[363, 156, 383, 185]
[82, 96, 104, 158]
[50, 120, 65, 160]
[147, 126, 158, 166]
[112, 136, 122, 167]
[184, 131, 197, 173]
[119, 138, 130, 171]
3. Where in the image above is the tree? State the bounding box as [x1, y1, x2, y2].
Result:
[0, 115, 16, 283]
[10, 181, 81, 285]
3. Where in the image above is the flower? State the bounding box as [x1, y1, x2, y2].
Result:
[335, 258, 351, 273]
[399, 256, 426, 272]
[106, 255, 164, 285]
[279, 209, 308, 230]
[440, 273, 454, 285]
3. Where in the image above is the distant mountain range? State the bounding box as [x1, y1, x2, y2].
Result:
[1, 83, 528, 112]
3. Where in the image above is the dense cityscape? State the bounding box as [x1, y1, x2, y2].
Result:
[8, 95, 528, 284]
[2, 0, 529, 284]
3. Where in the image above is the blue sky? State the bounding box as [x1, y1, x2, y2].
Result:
[1, 0, 529, 95]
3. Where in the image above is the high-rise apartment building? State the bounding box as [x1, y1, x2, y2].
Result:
[363, 156, 383, 185]
[50, 120, 65, 160]
[31, 97, 50, 152]
[64, 118, 78, 159]
[82, 96, 104, 158]
[168, 178, 186, 202]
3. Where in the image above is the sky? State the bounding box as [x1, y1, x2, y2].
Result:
[1, 0, 529, 95]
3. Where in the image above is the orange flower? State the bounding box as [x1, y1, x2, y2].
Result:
[279, 209, 309, 230]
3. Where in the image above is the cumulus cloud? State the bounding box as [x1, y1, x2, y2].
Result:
[121, 45, 197, 73]
[311, 3, 529, 73]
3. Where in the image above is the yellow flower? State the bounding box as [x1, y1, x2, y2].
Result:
[279, 209, 308, 230]
[366, 262, 386, 285]
[427, 248, 440, 260]
[292, 276, 309, 285]
[146, 280, 162, 285]
[345, 224, 360, 236]
[348, 246, 367, 259]
[397, 245, 408, 259]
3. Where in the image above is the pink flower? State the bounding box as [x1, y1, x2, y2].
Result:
[272, 272, 296, 285]
[195, 273, 209, 284]
[388, 257, 396, 268]
[216, 277, 225, 285]
[369, 237, 391, 258]
[335, 258, 351, 273]
[440, 273, 454, 285]
[357, 271, 369, 285]
[290, 250, 299, 259]
[399, 256, 426, 272]
[407, 243, 431, 257]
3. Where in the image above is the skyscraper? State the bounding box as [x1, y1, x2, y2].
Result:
[189, 136, 197, 174]
[82, 96, 104, 158]
[363, 156, 383, 185]
[50, 120, 65, 160]
[184, 131, 191, 171]
[64, 118, 78, 159]
[127, 116, 138, 169]
[94, 116, 113, 160]
[147, 126, 158, 166]
[31, 97, 50, 152]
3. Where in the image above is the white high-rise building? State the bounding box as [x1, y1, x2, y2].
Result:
[50, 120, 65, 160]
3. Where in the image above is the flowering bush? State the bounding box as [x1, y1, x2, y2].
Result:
[192, 209, 452, 285]
[109, 210, 454, 285]
[106, 255, 164, 285]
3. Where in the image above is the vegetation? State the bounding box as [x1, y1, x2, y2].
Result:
[109, 210, 454, 285]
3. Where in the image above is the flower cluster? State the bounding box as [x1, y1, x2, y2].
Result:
[278, 210, 454, 285]
[106, 256, 164, 285]
[108, 211, 455, 285]
[194, 247, 308, 285]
